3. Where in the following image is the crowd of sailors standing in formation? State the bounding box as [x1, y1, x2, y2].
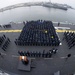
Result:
[63, 31, 75, 49]
[18, 48, 58, 58]
[0, 35, 10, 51]
[15, 20, 60, 46]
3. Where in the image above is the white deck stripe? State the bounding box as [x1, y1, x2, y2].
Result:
[11, 55, 75, 59]
[60, 57, 66, 59]
[1, 53, 6, 55]
[12, 55, 19, 57]
[44, 58, 53, 59]
[55, 27, 70, 30]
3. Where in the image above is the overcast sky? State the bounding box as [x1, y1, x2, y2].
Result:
[0, 0, 75, 8]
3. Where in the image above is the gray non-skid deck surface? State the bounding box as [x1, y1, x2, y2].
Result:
[0, 22, 75, 75]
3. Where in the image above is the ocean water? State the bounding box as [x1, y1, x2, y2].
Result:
[0, 6, 75, 24]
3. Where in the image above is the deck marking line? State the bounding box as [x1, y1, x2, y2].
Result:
[12, 55, 19, 57]
[44, 58, 53, 59]
[31, 58, 35, 59]
[55, 27, 70, 30]
[12, 55, 36, 59]
[0, 29, 75, 33]
[1, 53, 6, 55]
[60, 57, 66, 59]
[56, 30, 75, 33]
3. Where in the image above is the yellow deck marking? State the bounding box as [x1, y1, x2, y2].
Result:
[56, 30, 75, 32]
[0, 30, 22, 33]
[0, 29, 75, 33]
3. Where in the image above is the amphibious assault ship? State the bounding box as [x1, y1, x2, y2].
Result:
[0, 20, 75, 75]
